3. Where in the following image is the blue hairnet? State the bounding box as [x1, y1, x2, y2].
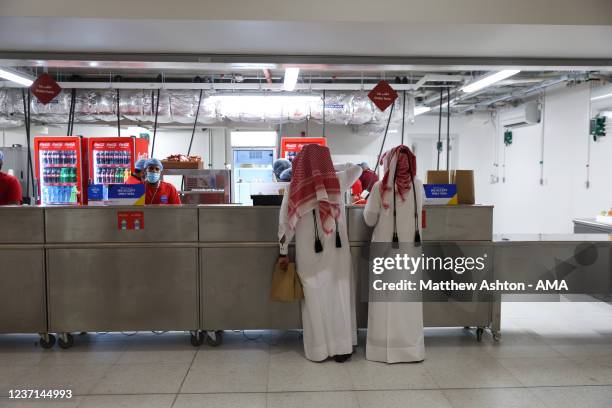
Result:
[273, 158, 291, 179]
[359, 162, 369, 169]
[279, 167, 292, 182]
[145, 158, 163, 171]
[135, 158, 147, 171]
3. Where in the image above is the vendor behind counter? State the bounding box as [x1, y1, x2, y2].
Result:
[143, 158, 181, 205]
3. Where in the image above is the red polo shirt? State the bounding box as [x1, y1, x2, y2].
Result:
[125, 175, 142, 184]
[0, 172, 22, 205]
[145, 181, 181, 205]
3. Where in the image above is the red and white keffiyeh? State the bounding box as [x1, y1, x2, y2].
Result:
[379, 145, 417, 210]
[287, 144, 341, 234]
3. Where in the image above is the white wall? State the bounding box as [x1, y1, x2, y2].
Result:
[458, 83, 612, 234]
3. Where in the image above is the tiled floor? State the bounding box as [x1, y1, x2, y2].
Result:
[1, 301, 612, 407]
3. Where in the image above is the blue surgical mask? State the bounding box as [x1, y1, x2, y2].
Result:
[146, 171, 161, 184]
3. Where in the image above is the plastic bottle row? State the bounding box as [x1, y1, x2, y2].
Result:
[42, 186, 78, 204]
[96, 168, 130, 184]
[43, 167, 77, 184]
[95, 151, 131, 166]
[42, 151, 77, 166]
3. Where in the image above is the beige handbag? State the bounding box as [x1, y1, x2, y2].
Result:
[270, 262, 304, 302]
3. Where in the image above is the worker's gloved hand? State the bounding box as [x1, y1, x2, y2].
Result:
[277, 255, 289, 271]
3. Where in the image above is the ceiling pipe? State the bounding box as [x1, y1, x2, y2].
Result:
[463, 75, 580, 111]
[0, 81, 455, 91]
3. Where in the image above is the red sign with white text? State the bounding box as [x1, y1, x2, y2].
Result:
[117, 211, 145, 230]
[30, 73, 62, 105]
[368, 80, 398, 112]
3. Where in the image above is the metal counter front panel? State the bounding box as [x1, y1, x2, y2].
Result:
[422, 206, 493, 241]
[348, 206, 372, 243]
[45, 207, 198, 243]
[199, 207, 280, 242]
[201, 247, 301, 329]
[351, 245, 494, 328]
[0, 208, 44, 244]
[0, 249, 46, 333]
[47, 247, 199, 332]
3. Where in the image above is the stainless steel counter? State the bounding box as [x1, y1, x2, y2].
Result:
[6, 204, 609, 345]
[573, 218, 612, 234]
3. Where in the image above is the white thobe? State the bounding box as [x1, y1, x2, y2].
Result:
[279, 164, 362, 362]
[363, 178, 426, 363]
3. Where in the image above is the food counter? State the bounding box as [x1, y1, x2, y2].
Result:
[0, 204, 499, 346]
[2, 204, 609, 348]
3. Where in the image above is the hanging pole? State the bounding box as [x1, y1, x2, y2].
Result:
[150, 89, 161, 157]
[187, 89, 204, 156]
[322, 90, 326, 138]
[437, 88, 443, 170]
[22, 89, 34, 202]
[116, 88, 121, 137]
[446, 87, 451, 170]
[401, 91, 406, 145]
[374, 102, 396, 173]
[67, 88, 76, 136]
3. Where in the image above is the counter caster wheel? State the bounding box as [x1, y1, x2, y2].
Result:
[58, 333, 74, 349]
[205, 330, 223, 347]
[39, 334, 56, 349]
[190, 331, 204, 347]
[476, 327, 484, 342]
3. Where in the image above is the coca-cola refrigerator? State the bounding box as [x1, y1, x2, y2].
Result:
[87, 137, 149, 186]
[34, 136, 89, 205]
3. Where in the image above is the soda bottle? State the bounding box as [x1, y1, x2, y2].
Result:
[70, 186, 77, 203]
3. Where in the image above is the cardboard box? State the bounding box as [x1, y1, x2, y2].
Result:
[427, 170, 475, 205]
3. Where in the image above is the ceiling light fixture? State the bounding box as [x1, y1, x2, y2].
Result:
[461, 70, 521, 94]
[283, 67, 300, 91]
[0, 68, 35, 87]
[414, 106, 432, 116]
[591, 92, 612, 101]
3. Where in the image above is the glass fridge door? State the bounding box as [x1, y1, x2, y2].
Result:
[232, 148, 275, 205]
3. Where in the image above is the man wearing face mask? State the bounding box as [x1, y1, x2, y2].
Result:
[143, 158, 181, 205]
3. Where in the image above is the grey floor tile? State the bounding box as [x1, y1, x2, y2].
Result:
[0, 350, 47, 367]
[268, 391, 358, 408]
[267, 349, 352, 392]
[11, 364, 113, 396]
[425, 356, 522, 389]
[531, 385, 612, 408]
[0, 366, 33, 397]
[0, 397, 80, 408]
[180, 362, 269, 393]
[498, 357, 604, 387]
[442, 388, 547, 408]
[91, 363, 190, 395]
[116, 343, 196, 365]
[38, 343, 127, 366]
[356, 390, 453, 408]
[346, 355, 437, 390]
[77, 394, 174, 408]
[174, 393, 266, 408]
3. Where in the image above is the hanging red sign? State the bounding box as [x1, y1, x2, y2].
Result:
[368, 80, 398, 112]
[30, 73, 62, 105]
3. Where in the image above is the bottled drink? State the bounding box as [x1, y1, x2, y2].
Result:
[70, 186, 77, 203]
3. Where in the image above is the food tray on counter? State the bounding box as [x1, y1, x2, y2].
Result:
[161, 160, 203, 169]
